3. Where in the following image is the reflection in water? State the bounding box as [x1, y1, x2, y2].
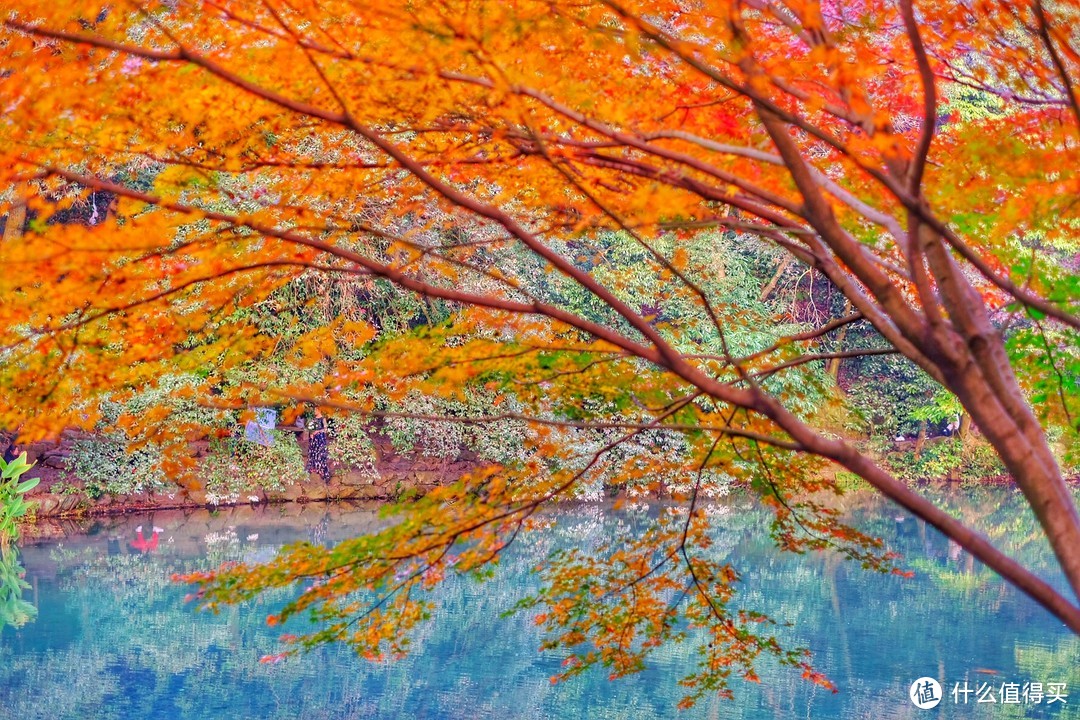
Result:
[129, 525, 164, 554]
[1, 489, 1078, 719]
[0, 546, 35, 631]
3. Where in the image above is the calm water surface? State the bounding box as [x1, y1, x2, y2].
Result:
[1, 488, 1078, 719]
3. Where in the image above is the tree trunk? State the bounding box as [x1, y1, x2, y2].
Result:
[958, 413, 972, 442]
[914, 421, 927, 459]
[949, 361, 1080, 602]
[758, 255, 792, 302]
[826, 300, 854, 379]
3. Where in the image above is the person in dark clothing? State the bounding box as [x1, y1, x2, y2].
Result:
[306, 409, 331, 483]
[2, 436, 21, 464]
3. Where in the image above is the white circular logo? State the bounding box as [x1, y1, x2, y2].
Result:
[910, 677, 942, 709]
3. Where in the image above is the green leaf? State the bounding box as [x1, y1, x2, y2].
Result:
[15, 477, 39, 494]
[0, 452, 32, 480]
[537, 353, 559, 370]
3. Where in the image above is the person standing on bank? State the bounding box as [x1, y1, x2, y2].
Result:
[306, 408, 331, 483]
[2, 429, 23, 464]
[2, 439, 20, 464]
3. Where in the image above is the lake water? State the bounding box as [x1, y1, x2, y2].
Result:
[1, 488, 1078, 719]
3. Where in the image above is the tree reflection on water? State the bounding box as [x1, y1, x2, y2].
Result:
[1, 489, 1078, 719]
[0, 545, 35, 632]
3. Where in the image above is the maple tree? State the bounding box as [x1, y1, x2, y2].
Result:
[1, 0, 1079, 704]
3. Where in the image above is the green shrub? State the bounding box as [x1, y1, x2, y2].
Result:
[205, 431, 308, 502]
[0, 451, 37, 630]
[884, 439, 1006, 483]
[67, 434, 170, 498]
[0, 452, 39, 549]
[329, 413, 378, 475]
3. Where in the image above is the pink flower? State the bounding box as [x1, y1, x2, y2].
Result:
[120, 57, 143, 76]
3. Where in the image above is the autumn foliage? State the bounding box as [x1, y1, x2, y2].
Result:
[1, 0, 1079, 705]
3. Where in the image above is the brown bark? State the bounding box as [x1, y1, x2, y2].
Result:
[758, 255, 792, 302]
[826, 300, 854, 379]
[919, 234, 1080, 602]
[959, 413, 972, 442]
[751, 105, 1080, 616]
[747, 392, 1080, 633]
[952, 364, 1080, 600]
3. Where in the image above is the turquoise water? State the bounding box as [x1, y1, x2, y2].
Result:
[1, 488, 1078, 719]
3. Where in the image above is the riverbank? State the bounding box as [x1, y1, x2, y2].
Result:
[24, 469, 451, 520]
[22, 454, 485, 520]
[12, 431, 1077, 523]
[15, 429, 486, 520]
[23, 466, 1078, 524]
